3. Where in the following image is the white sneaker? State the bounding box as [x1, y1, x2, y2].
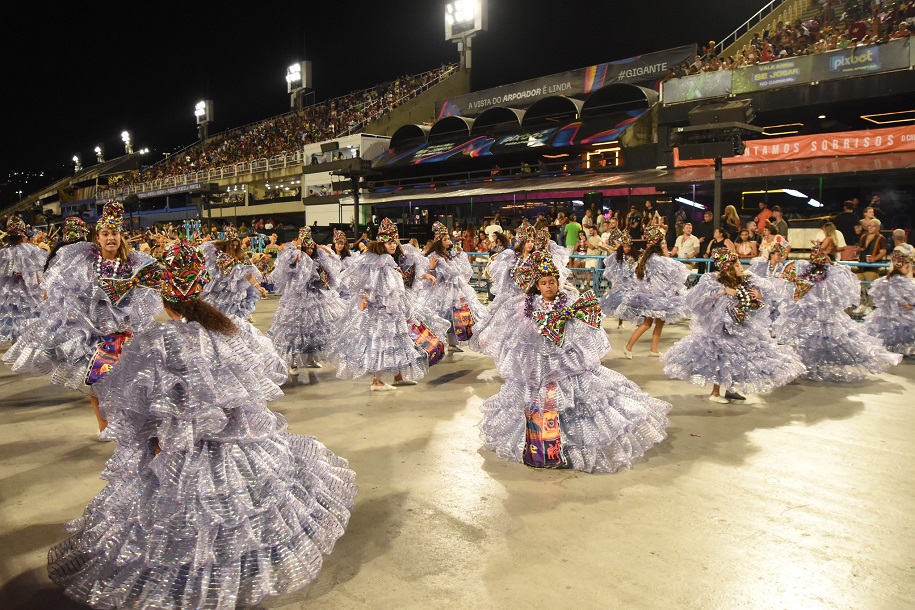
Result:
[370, 382, 397, 392]
[623, 348, 633, 359]
[649, 351, 662, 358]
[708, 395, 729, 404]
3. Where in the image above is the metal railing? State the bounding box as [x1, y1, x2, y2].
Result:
[715, 0, 810, 57]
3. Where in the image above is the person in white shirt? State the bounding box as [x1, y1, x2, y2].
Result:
[669, 223, 700, 259]
[484, 220, 503, 240]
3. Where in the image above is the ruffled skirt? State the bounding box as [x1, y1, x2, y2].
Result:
[267, 287, 346, 358]
[0, 274, 43, 344]
[47, 431, 356, 610]
[479, 367, 670, 473]
[330, 306, 429, 381]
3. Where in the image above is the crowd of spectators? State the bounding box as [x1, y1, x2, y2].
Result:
[134, 65, 457, 185]
[663, 0, 914, 80]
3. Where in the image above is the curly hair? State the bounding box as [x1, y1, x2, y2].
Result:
[163, 298, 238, 335]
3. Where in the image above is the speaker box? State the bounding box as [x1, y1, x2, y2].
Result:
[320, 141, 340, 152]
[688, 100, 754, 126]
[677, 140, 745, 160]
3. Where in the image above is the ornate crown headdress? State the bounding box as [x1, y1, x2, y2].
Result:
[711, 247, 738, 271]
[160, 240, 209, 302]
[333, 228, 348, 244]
[95, 200, 124, 233]
[617, 231, 633, 247]
[224, 226, 239, 240]
[530, 249, 560, 287]
[516, 219, 536, 244]
[377, 218, 399, 243]
[644, 225, 665, 245]
[891, 250, 913, 270]
[298, 226, 315, 247]
[809, 244, 831, 266]
[768, 241, 788, 256]
[6, 216, 27, 237]
[63, 216, 88, 242]
[431, 221, 449, 240]
[534, 227, 551, 249]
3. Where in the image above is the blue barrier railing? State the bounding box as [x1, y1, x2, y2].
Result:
[463, 251, 890, 308]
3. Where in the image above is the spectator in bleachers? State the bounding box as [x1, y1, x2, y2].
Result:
[856, 218, 887, 281]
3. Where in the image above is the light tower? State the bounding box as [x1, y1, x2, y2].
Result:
[73, 155, 82, 173]
[445, 0, 487, 71]
[195, 100, 213, 144]
[121, 131, 133, 154]
[94, 146, 105, 164]
[286, 61, 313, 112]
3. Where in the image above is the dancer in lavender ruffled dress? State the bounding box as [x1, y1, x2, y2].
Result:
[773, 245, 902, 381]
[0, 216, 48, 344]
[617, 226, 689, 358]
[331, 221, 439, 391]
[267, 226, 347, 376]
[472, 223, 570, 365]
[599, 232, 636, 330]
[47, 240, 356, 609]
[200, 226, 266, 320]
[662, 249, 805, 403]
[479, 250, 670, 473]
[863, 251, 915, 356]
[747, 240, 794, 327]
[3, 202, 161, 438]
[421, 221, 488, 348]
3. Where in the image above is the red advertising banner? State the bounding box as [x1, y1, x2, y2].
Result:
[674, 125, 915, 167]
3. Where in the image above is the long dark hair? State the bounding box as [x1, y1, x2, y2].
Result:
[424, 238, 452, 259]
[635, 242, 663, 279]
[4, 234, 25, 247]
[44, 239, 82, 272]
[615, 243, 633, 263]
[367, 240, 404, 259]
[717, 265, 742, 289]
[334, 241, 351, 259]
[164, 298, 238, 335]
[216, 239, 246, 260]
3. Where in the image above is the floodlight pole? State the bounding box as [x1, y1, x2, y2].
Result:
[714, 157, 723, 228]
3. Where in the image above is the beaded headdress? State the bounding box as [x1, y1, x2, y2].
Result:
[6, 216, 27, 237]
[644, 225, 665, 246]
[516, 219, 536, 244]
[768, 241, 788, 257]
[891, 250, 913, 270]
[809, 244, 831, 266]
[298, 226, 315, 248]
[711, 247, 738, 271]
[63, 216, 88, 242]
[333, 228, 348, 244]
[530, 249, 560, 287]
[617, 231, 633, 247]
[95, 200, 124, 233]
[431, 221, 449, 240]
[224, 226, 239, 240]
[377, 218, 399, 243]
[534, 227, 551, 249]
[160, 240, 209, 303]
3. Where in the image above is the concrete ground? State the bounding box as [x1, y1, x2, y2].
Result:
[1, 296, 914, 610]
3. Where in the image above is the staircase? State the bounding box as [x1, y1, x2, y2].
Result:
[717, 0, 814, 59]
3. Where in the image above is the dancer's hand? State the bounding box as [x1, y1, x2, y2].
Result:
[360, 297, 368, 311]
[423, 273, 436, 285]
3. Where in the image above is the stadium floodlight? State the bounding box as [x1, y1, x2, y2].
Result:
[121, 131, 133, 154]
[445, 0, 487, 70]
[94, 146, 104, 163]
[139, 148, 149, 154]
[72, 155, 82, 173]
[675, 196, 707, 210]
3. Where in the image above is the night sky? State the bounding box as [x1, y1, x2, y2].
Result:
[1, 1, 766, 201]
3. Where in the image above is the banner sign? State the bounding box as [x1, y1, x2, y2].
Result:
[663, 70, 731, 103]
[731, 56, 813, 93]
[436, 45, 696, 118]
[812, 38, 911, 80]
[674, 125, 915, 167]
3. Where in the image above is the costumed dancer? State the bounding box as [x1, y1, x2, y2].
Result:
[471, 222, 571, 363]
[863, 251, 915, 356]
[662, 249, 805, 403]
[617, 226, 689, 358]
[3, 201, 161, 437]
[599, 232, 636, 330]
[747, 241, 794, 327]
[329, 228, 358, 299]
[47, 240, 357, 609]
[331, 222, 439, 391]
[0, 216, 49, 344]
[422, 221, 488, 348]
[44, 216, 89, 272]
[199, 226, 267, 321]
[478, 250, 671, 473]
[774, 245, 902, 381]
[267, 226, 347, 376]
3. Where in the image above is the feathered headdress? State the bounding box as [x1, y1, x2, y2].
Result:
[160, 240, 209, 303]
[712, 247, 739, 271]
[432, 221, 449, 240]
[6, 216, 27, 237]
[95, 201, 124, 233]
[63, 216, 88, 242]
[377, 218, 399, 243]
[298, 226, 315, 248]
